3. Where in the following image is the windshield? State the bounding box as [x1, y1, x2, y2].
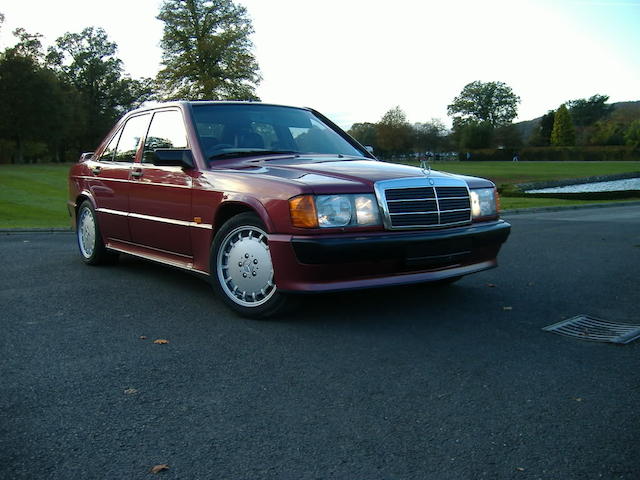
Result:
[191, 104, 365, 162]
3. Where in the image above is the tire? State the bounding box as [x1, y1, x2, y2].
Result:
[210, 212, 290, 318]
[76, 200, 118, 265]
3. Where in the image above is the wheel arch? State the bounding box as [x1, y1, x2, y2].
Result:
[212, 198, 273, 235]
[75, 191, 97, 212]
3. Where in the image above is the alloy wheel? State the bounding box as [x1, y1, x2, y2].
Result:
[216, 225, 277, 307]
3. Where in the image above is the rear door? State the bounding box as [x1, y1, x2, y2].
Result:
[127, 109, 194, 257]
[87, 113, 151, 242]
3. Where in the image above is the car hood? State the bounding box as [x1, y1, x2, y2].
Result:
[208, 155, 494, 192]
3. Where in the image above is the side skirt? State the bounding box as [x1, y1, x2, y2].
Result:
[106, 239, 210, 277]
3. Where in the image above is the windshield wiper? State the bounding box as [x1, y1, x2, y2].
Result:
[209, 150, 298, 160]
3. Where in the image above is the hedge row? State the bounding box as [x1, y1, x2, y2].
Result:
[460, 146, 640, 162]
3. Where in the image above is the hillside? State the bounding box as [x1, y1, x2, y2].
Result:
[514, 100, 640, 142]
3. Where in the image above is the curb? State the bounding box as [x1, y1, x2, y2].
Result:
[0, 227, 72, 234]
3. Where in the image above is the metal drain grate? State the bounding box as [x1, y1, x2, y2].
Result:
[543, 315, 640, 344]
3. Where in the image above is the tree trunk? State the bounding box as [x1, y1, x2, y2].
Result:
[15, 136, 24, 164]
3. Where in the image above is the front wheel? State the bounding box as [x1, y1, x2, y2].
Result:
[211, 213, 290, 318]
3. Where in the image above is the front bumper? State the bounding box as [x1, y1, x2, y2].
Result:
[268, 220, 511, 293]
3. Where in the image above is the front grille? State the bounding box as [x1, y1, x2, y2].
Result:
[388, 200, 438, 213]
[385, 187, 435, 201]
[378, 180, 472, 229]
[436, 186, 468, 197]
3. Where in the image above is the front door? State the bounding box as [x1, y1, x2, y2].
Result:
[128, 109, 193, 257]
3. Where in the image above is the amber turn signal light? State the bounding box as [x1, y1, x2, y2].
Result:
[289, 195, 318, 228]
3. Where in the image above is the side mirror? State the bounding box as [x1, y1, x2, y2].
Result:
[365, 145, 374, 154]
[152, 149, 195, 169]
[79, 152, 94, 162]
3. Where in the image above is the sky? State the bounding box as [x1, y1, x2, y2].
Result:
[1, 0, 638, 129]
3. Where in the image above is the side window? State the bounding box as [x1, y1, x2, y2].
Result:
[99, 130, 122, 162]
[143, 110, 189, 163]
[113, 114, 151, 163]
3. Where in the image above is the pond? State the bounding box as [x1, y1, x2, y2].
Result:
[526, 177, 640, 194]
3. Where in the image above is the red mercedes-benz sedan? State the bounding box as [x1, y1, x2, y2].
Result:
[68, 102, 510, 317]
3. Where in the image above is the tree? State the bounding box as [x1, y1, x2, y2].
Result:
[414, 119, 447, 152]
[567, 94, 613, 127]
[47, 27, 153, 149]
[588, 120, 626, 146]
[447, 80, 520, 128]
[624, 119, 640, 148]
[156, 0, 261, 100]
[452, 119, 493, 150]
[10, 28, 45, 61]
[375, 106, 413, 156]
[528, 110, 555, 146]
[0, 30, 68, 163]
[494, 124, 523, 149]
[550, 104, 575, 146]
[348, 122, 378, 150]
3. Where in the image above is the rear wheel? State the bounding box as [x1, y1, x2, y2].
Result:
[211, 212, 290, 318]
[76, 200, 118, 265]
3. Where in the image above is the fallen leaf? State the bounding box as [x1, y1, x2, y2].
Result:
[575, 397, 583, 402]
[124, 388, 138, 395]
[153, 339, 169, 344]
[516, 467, 525, 472]
[150, 464, 169, 474]
[139, 336, 148, 340]
[486, 283, 496, 288]
[503, 306, 513, 311]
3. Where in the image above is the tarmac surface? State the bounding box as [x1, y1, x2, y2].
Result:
[1, 205, 639, 479]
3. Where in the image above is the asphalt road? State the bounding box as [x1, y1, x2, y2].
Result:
[1, 205, 639, 479]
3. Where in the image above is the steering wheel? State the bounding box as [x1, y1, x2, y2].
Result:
[208, 143, 234, 159]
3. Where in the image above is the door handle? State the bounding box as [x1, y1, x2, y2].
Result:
[131, 168, 143, 179]
[92, 166, 101, 175]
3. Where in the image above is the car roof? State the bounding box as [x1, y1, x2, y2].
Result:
[127, 100, 312, 116]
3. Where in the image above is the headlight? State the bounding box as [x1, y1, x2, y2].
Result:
[470, 188, 498, 219]
[289, 194, 381, 228]
[354, 195, 380, 226]
[316, 195, 352, 227]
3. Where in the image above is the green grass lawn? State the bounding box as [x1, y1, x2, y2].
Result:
[401, 160, 640, 187]
[0, 163, 72, 228]
[1, 161, 639, 228]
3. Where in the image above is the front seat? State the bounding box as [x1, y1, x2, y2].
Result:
[236, 131, 264, 149]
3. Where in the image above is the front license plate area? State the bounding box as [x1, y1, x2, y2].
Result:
[404, 238, 472, 268]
